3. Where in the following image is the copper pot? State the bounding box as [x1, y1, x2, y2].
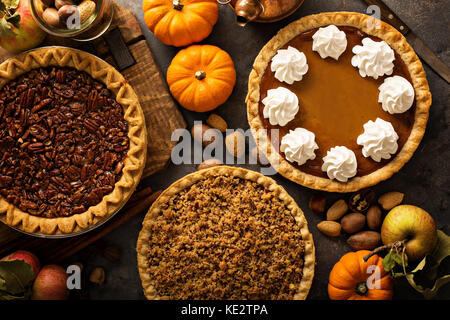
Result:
[219, 0, 305, 26]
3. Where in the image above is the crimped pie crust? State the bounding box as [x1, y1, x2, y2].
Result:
[0, 47, 147, 235]
[136, 166, 315, 300]
[247, 12, 432, 193]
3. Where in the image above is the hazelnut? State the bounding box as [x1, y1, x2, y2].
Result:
[89, 267, 105, 285]
[58, 4, 78, 27]
[309, 194, 326, 214]
[55, 0, 75, 10]
[42, 7, 61, 27]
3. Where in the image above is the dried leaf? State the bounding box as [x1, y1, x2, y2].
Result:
[422, 275, 450, 300]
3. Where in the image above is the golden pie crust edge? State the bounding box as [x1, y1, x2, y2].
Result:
[0, 47, 147, 235]
[136, 166, 315, 300]
[246, 12, 432, 193]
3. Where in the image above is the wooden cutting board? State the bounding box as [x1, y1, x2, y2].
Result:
[0, 2, 185, 261]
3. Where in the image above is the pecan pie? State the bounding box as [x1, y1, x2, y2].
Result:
[0, 47, 146, 235]
[247, 12, 432, 192]
[137, 166, 315, 300]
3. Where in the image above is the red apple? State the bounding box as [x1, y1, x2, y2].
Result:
[1, 250, 40, 277]
[381, 205, 437, 262]
[32, 265, 69, 300]
[0, 0, 46, 53]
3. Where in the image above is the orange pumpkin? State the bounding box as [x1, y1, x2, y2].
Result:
[328, 250, 394, 300]
[167, 45, 236, 112]
[142, 0, 218, 47]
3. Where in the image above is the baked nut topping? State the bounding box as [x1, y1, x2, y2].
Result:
[0, 67, 129, 218]
[142, 175, 306, 299]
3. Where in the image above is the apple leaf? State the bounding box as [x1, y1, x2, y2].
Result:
[0, 260, 34, 297]
[398, 230, 450, 299]
[3, 0, 19, 10]
[382, 251, 398, 271]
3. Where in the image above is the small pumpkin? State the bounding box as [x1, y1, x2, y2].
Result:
[328, 250, 394, 300]
[142, 0, 218, 47]
[167, 45, 236, 112]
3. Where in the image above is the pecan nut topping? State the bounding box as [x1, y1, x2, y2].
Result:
[0, 67, 130, 218]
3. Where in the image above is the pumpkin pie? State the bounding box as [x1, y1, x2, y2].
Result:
[247, 12, 431, 192]
[0, 47, 147, 235]
[136, 166, 315, 299]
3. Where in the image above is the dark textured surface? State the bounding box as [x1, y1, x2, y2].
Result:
[77, 0, 449, 300]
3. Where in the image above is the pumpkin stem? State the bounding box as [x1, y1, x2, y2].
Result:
[363, 240, 407, 262]
[356, 282, 368, 296]
[173, 0, 184, 10]
[195, 71, 207, 80]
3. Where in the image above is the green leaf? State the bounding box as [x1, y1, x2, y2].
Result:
[0, 2, 6, 12]
[3, 0, 19, 10]
[382, 251, 396, 271]
[0, 260, 34, 296]
[5, 11, 20, 29]
[382, 251, 404, 272]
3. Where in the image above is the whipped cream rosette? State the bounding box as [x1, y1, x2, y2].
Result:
[312, 25, 348, 60]
[351, 38, 395, 79]
[271, 46, 309, 84]
[281, 128, 319, 166]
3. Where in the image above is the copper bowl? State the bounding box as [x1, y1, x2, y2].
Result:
[224, 0, 305, 26]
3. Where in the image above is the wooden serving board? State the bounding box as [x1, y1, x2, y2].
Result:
[0, 2, 185, 261]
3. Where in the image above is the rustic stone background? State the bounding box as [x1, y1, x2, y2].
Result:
[72, 0, 449, 300]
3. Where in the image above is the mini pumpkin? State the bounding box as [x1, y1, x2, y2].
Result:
[328, 250, 394, 300]
[143, 0, 218, 47]
[167, 45, 236, 112]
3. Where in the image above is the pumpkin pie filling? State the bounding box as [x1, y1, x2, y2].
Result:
[258, 26, 416, 178]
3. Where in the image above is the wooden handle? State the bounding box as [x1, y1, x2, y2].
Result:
[363, 0, 410, 35]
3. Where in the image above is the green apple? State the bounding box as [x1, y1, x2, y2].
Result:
[381, 205, 437, 262]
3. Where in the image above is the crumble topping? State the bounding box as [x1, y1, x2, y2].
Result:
[144, 175, 305, 299]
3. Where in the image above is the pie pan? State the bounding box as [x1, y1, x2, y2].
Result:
[0, 46, 147, 238]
